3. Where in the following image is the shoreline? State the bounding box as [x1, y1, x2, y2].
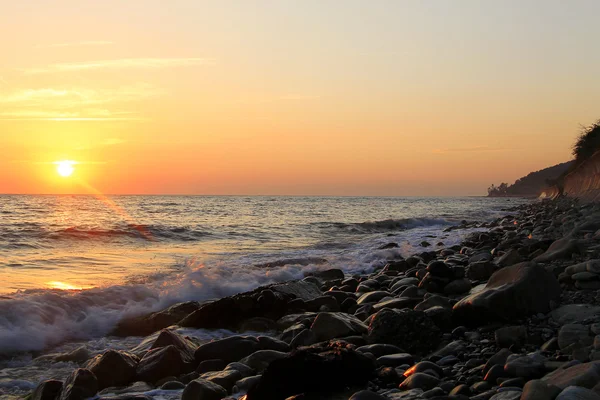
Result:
[17, 197, 600, 400]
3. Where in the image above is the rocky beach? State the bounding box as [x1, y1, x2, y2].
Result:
[20, 197, 600, 400]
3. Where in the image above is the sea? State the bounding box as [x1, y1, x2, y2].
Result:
[0, 195, 529, 397]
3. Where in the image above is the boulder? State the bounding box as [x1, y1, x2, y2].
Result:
[466, 261, 495, 281]
[349, 390, 389, 400]
[356, 344, 405, 358]
[521, 380, 562, 400]
[86, 350, 138, 390]
[357, 291, 393, 305]
[399, 373, 441, 391]
[195, 336, 260, 364]
[366, 309, 440, 354]
[453, 262, 560, 324]
[542, 361, 600, 390]
[181, 378, 227, 400]
[239, 350, 288, 372]
[32, 380, 63, 400]
[534, 238, 584, 263]
[558, 324, 592, 350]
[556, 386, 600, 400]
[310, 312, 368, 341]
[551, 305, 600, 325]
[113, 301, 200, 337]
[200, 369, 242, 392]
[59, 369, 98, 400]
[443, 279, 472, 295]
[136, 345, 193, 383]
[245, 341, 374, 399]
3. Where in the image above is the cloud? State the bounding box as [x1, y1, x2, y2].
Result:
[36, 41, 113, 48]
[22, 57, 215, 74]
[0, 84, 161, 121]
[432, 145, 510, 154]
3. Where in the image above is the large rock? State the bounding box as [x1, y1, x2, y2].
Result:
[556, 386, 600, 400]
[310, 312, 368, 341]
[86, 350, 138, 390]
[558, 324, 592, 350]
[59, 369, 98, 400]
[245, 341, 375, 399]
[366, 309, 440, 354]
[542, 361, 600, 390]
[113, 301, 200, 337]
[534, 238, 584, 263]
[195, 336, 260, 364]
[521, 380, 562, 400]
[136, 345, 193, 383]
[199, 369, 242, 392]
[239, 350, 288, 372]
[271, 281, 322, 301]
[453, 262, 560, 324]
[181, 378, 227, 400]
[32, 380, 63, 400]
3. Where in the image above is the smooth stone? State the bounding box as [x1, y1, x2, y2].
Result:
[399, 373, 441, 391]
[349, 390, 389, 400]
[495, 326, 527, 348]
[556, 386, 600, 400]
[489, 391, 522, 400]
[542, 361, 600, 390]
[521, 379, 562, 400]
[552, 305, 600, 325]
[181, 378, 227, 400]
[239, 350, 287, 373]
[558, 324, 592, 350]
[377, 353, 415, 368]
[356, 344, 405, 358]
[572, 272, 600, 281]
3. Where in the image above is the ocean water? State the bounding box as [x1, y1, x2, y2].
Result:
[0, 195, 528, 397]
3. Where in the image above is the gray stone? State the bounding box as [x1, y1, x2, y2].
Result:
[399, 373, 440, 391]
[376, 353, 414, 367]
[552, 305, 600, 325]
[572, 272, 600, 281]
[200, 369, 242, 392]
[556, 386, 600, 400]
[239, 350, 287, 372]
[310, 312, 368, 341]
[356, 344, 404, 358]
[489, 391, 522, 400]
[542, 361, 600, 390]
[495, 326, 527, 348]
[521, 379, 562, 400]
[558, 324, 592, 350]
[349, 390, 389, 400]
[444, 279, 472, 295]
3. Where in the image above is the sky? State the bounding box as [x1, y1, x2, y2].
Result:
[1, 0, 600, 196]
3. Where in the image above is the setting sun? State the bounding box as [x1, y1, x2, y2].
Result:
[55, 160, 77, 177]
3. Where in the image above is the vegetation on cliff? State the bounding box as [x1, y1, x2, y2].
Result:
[487, 161, 573, 197]
[573, 120, 600, 167]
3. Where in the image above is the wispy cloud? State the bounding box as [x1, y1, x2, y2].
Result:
[432, 145, 511, 154]
[0, 84, 160, 121]
[36, 41, 113, 48]
[22, 57, 215, 74]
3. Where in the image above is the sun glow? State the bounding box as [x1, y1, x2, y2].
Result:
[46, 281, 88, 290]
[54, 160, 77, 177]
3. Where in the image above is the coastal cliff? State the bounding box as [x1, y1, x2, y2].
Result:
[545, 150, 600, 201]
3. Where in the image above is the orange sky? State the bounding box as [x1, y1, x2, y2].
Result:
[2, 1, 600, 195]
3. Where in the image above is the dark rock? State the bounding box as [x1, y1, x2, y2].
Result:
[181, 378, 227, 400]
[558, 324, 592, 350]
[239, 350, 288, 372]
[450, 384, 471, 396]
[59, 369, 98, 400]
[484, 364, 507, 383]
[404, 361, 444, 378]
[245, 341, 374, 399]
[311, 269, 345, 281]
[200, 369, 242, 392]
[357, 291, 392, 305]
[484, 349, 512, 373]
[86, 350, 138, 390]
[197, 359, 228, 374]
[453, 262, 561, 324]
[534, 238, 584, 263]
[32, 380, 63, 400]
[376, 353, 414, 367]
[504, 355, 546, 379]
[466, 262, 495, 281]
[113, 301, 200, 337]
[367, 309, 440, 355]
[349, 390, 388, 399]
[137, 345, 193, 383]
[160, 381, 186, 390]
[356, 344, 405, 358]
[195, 336, 260, 364]
[443, 279, 472, 295]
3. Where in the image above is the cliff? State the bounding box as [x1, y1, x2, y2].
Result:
[549, 150, 600, 201]
[489, 161, 573, 197]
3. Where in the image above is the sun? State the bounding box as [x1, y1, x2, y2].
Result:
[55, 160, 77, 177]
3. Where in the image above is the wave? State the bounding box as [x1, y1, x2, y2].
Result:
[0, 258, 335, 355]
[316, 217, 452, 234]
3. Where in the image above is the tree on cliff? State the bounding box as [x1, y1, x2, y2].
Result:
[573, 120, 600, 166]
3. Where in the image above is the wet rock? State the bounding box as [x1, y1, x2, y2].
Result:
[489, 391, 522, 400]
[485, 364, 507, 383]
[431, 340, 465, 358]
[160, 381, 186, 390]
[59, 369, 98, 400]
[86, 350, 138, 390]
[310, 312, 368, 341]
[403, 361, 444, 378]
[223, 362, 255, 379]
[200, 369, 242, 392]
[357, 291, 393, 305]
[32, 380, 63, 400]
[453, 262, 561, 324]
[367, 309, 440, 354]
[534, 238, 584, 263]
[399, 373, 440, 391]
[181, 378, 227, 400]
[466, 262, 495, 281]
[232, 375, 262, 393]
[495, 326, 527, 348]
[245, 341, 374, 399]
[113, 301, 200, 337]
[137, 345, 193, 383]
[311, 269, 345, 281]
[504, 354, 546, 379]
